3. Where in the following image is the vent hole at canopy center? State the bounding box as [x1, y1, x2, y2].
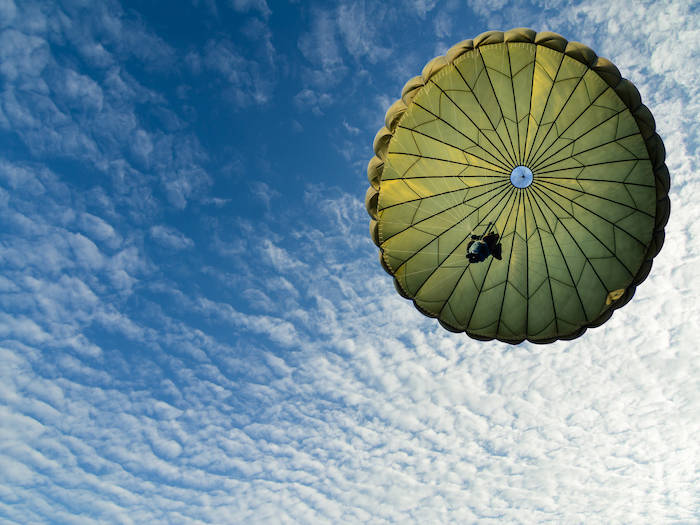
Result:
[510, 166, 533, 189]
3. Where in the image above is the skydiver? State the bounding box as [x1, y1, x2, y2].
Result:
[467, 231, 502, 263]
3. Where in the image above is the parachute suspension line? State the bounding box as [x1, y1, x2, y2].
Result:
[495, 190, 524, 336]
[436, 186, 517, 324]
[463, 186, 520, 330]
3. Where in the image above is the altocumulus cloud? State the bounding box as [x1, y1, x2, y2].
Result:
[0, 0, 698, 524]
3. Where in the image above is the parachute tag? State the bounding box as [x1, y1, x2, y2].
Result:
[605, 288, 626, 305]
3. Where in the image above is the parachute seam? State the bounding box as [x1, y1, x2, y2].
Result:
[434, 185, 516, 325]
[523, 190, 559, 336]
[506, 43, 523, 165]
[448, 63, 516, 168]
[529, 103, 628, 173]
[530, 182, 634, 278]
[426, 79, 513, 170]
[535, 178, 654, 218]
[524, 47, 566, 166]
[527, 184, 590, 322]
[463, 186, 519, 331]
[495, 190, 524, 336]
[526, 62, 591, 169]
[380, 178, 504, 213]
[530, 185, 612, 307]
[409, 182, 514, 301]
[532, 180, 648, 248]
[478, 47, 519, 166]
[522, 43, 538, 166]
[384, 182, 511, 265]
[398, 123, 511, 174]
[533, 130, 644, 174]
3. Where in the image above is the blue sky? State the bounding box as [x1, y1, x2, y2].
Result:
[0, 0, 698, 522]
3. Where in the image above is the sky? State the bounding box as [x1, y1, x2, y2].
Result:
[0, 0, 698, 523]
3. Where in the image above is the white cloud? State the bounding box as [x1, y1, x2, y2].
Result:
[199, 36, 276, 107]
[0, 1, 210, 213]
[336, 3, 392, 64]
[259, 238, 307, 273]
[78, 212, 121, 249]
[294, 88, 333, 115]
[0, 28, 48, 81]
[68, 232, 104, 270]
[229, 0, 271, 18]
[0, 0, 17, 28]
[248, 180, 279, 210]
[298, 8, 347, 90]
[55, 68, 104, 112]
[149, 225, 194, 250]
[408, 0, 439, 18]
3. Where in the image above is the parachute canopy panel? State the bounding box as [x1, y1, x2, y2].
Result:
[366, 29, 670, 344]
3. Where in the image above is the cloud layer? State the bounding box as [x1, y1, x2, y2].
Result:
[0, 0, 698, 523]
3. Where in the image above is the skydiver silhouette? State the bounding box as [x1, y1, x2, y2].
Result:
[467, 231, 502, 263]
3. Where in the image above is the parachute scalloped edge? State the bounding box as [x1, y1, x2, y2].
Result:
[587, 308, 614, 328]
[422, 56, 449, 83]
[655, 196, 671, 229]
[473, 30, 504, 47]
[366, 28, 670, 344]
[632, 259, 653, 286]
[365, 186, 379, 219]
[534, 31, 568, 52]
[401, 76, 425, 105]
[367, 156, 384, 189]
[385, 99, 408, 132]
[504, 28, 536, 43]
[372, 127, 393, 159]
[614, 79, 642, 112]
[379, 251, 392, 275]
[633, 105, 656, 139]
[558, 326, 588, 341]
[468, 332, 496, 342]
[654, 165, 670, 197]
[564, 41, 597, 66]
[445, 39, 474, 63]
[439, 319, 464, 333]
[497, 336, 526, 345]
[393, 275, 411, 299]
[369, 219, 380, 246]
[592, 57, 621, 88]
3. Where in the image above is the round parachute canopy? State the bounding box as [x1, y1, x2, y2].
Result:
[366, 28, 670, 344]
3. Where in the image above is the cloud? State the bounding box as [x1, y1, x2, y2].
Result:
[249, 181, 280, 210]
[197, 37, 275, 106]
[55, 0, 176, 70]
[0, 0, 698, 523]
[149, 225, 195, 250]
[0, 1, 211, 214]
[294, 88, 333, 115]
[0, 28, 49, 81]
[408, 0, 439, 18]
[229, 0, 271, 18]
[298, 9, 344, 80]
[336, 3, 392, 65]
[0, 0, 17, 27]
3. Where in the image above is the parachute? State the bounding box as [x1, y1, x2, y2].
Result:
[365, 29, 670, 344]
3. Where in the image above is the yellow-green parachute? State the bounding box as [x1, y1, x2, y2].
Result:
[366, 29, 670, 344]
